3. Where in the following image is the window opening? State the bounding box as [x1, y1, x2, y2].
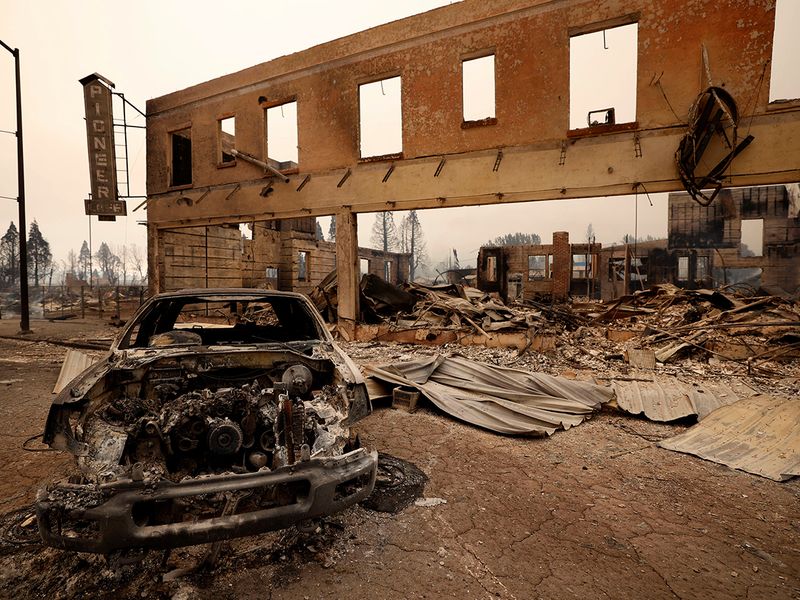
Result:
[486, 255, 497, 282]
[630, 257, 648, 287]
[678, 256, 689, 281]
[547, 255, 554, 278]
[359, 76, 402, 158]
[219, 117, 235, 163]
[239, 223, 253, 240]
[572, 254, 593, 278]
[769, 0, 800, 102]
[569, 22, 638, 130]
[527, 255, 546, 280]
[360, 258, 370, 276]
[170, 128, 192, 186]
[609, 257, 625, 281]
[265, 267, 278, 279]
[740, 219, 763, 257]
[384, 260, 393, 282]
[298, 251, 309, 281]
[507, 273, 523, 301]
[266, 101, 298, 168]
[462, 55, 495, 122]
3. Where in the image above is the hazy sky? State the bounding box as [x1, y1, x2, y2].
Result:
[1, 1, 797, 271]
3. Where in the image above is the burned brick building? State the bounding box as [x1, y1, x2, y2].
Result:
[477, 232, 601, 301]
[159, 219, 409, 294]
[143, 1, 799, 328]
[483, 184, 800, 303]
[668, 184, 800, 293]
[598, 184, 800, 299]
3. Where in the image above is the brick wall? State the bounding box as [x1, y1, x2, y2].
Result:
[358, 248, 410, 284]
[161, 225, 242, 291]
[669, 186, 800, 293]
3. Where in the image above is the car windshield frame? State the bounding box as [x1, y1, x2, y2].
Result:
[115, 293, 329, 350]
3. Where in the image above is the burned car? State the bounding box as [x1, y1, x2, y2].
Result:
[37, 289, 377, 554]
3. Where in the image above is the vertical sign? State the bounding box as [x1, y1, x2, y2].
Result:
[80, 73, 118, 209]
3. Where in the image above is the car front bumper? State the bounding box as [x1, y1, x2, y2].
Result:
[36, 448, 377, 554]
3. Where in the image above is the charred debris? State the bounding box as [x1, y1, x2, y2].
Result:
[314, 273, 800, 375]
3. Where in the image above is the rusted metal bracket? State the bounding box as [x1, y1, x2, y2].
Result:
[296, 174, 310, 192]
[225, 184, 241, 202]
[194, 189, 211, 205]
[434, 158, 446, 177]
[337, 169, 352, 188]
[229, 149, 290, 183]
[382, 164, 395, 183]
[634, 132, 642, 158]
[558, 140, 567, 166]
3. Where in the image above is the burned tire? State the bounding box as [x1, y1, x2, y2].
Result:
[0, 507, 40, 555]
[361, 453, 427, 513]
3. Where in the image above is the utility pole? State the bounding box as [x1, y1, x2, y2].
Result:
[0, 39, 30, 333]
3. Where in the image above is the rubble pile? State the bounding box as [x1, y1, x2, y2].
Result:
[572, 284, 800, 372]
[344, 284, 799, 481]
[316, 274, 799, 379]
[389, 283, 546, 335]
[312, 272, 570, 336]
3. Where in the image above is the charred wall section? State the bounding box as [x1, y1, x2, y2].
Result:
[477, 232, 600, 301]
[160, 226, 244, 291]
[669, 185, 800, 292]
[159, 221, 409, 294]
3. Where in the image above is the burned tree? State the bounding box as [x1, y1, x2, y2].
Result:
[400, 210, 427, 281]
[371, 211, 398, 252]
[486, 232, 542, 246]
[95, 242, 121, 285]
[27, 221, 52, 287]
[328, 216, 336, 243]
[0, 222, 19, 288]
[78, 240, 91, 283]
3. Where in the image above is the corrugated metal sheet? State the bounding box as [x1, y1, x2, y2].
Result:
[366, 355, 614, 435]
[613, 380, 752, 422]
[52, 349, 96, 394]
[658, 395, 800, 481]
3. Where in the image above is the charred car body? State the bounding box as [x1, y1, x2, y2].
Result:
[37, 289, 377, 554]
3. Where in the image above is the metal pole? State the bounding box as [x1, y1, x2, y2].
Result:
[0, 40, 30, 332]
[120, 93, 130, 197]
[229, 149, 290, 183]
[88, 216, 93, 289]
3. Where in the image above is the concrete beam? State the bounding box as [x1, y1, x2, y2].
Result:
[146, 111, 800, 228]
[335, 211, 359, 337]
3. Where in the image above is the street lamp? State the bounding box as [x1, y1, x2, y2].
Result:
[0, 38, 30, 333]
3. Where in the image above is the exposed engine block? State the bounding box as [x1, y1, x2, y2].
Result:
[86, 364, 349, 483]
